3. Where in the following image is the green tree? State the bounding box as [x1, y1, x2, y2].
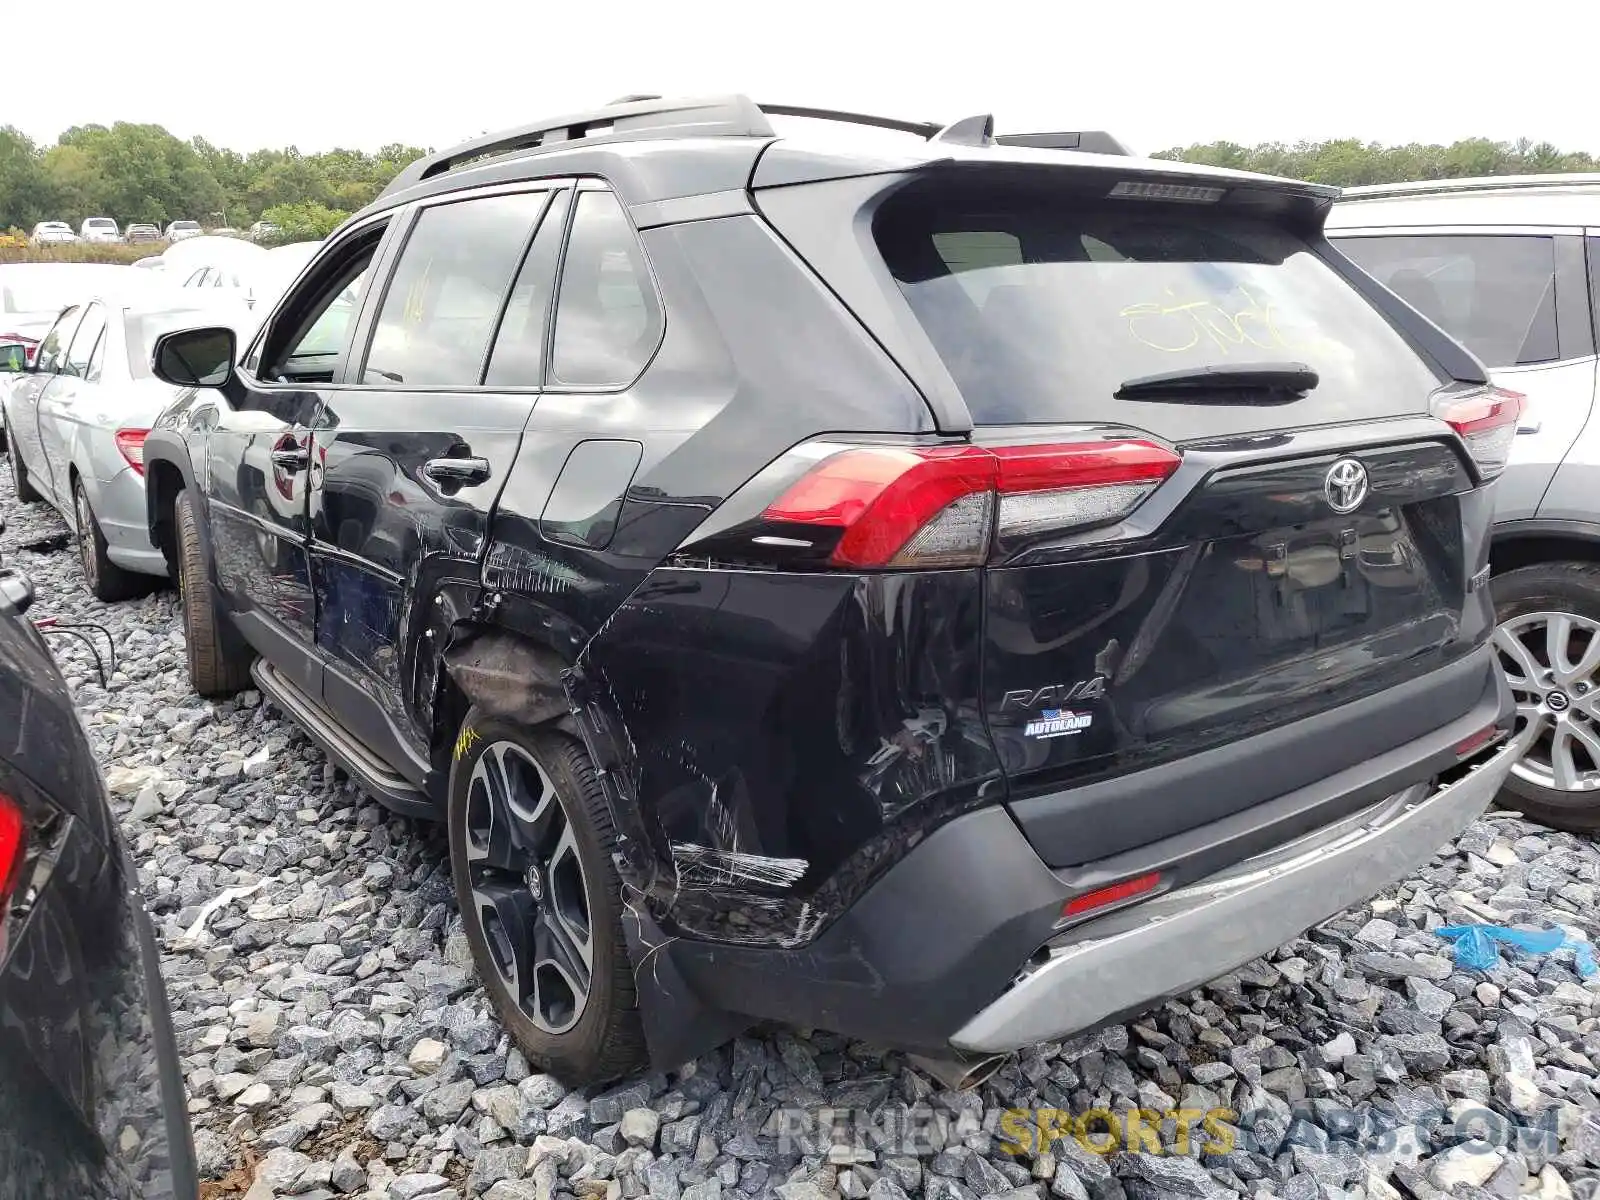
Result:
[1154, 136, 1600, 187]
[0, 127, 55, 230]
[54, 122, 225, 225]
[259, 201, 350, 242]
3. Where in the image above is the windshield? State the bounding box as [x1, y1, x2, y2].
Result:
[173, 221, 200, 231]
[84, 219, 116, 230]
[873, 178, 1444, 438]
[0, 264, 136, 313]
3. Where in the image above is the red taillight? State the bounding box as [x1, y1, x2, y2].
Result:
[761, 439, 1180, 568]
[1061, 871, 1162, 920]
[764, 445, 996, 568]
[115, 428, 149, 475]
[1432, 385, 1524, 479]
[0, 795, 25, 960]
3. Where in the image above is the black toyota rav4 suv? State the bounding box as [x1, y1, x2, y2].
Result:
[143, 95, 1519, 1086]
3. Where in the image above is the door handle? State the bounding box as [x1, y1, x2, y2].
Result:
[270, 445, 310, 470]
[423, 456, 492, 486]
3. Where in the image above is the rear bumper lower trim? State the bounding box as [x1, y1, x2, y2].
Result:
[949, 740, 1518, 1054]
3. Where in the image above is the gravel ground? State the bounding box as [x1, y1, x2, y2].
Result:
[6, 463, 1600, 1200]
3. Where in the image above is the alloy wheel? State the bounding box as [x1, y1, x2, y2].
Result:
[1495, 610, 1600, 793]
[463, 740, 593, 1034]
[74, 485, 98, 593]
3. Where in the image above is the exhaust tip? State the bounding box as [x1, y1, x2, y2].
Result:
[907, 1051, 1008, 1092]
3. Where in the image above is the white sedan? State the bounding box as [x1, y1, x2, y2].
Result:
[2, 292, 252, 600]
[29, 222, 78, 246]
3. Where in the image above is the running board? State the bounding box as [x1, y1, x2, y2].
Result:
[251, 659, 436, 819]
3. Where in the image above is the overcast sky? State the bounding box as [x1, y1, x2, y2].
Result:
[10, 0, 1593, 157]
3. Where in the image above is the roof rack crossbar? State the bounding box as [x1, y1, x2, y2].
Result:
[376, 94, 776, 201]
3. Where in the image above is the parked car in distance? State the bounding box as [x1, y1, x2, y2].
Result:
[165, 221, 202, 242]
[78, 217, 121, 244]
[3, 292, 244, 598]
[0, 522, 199, 1198]
[28, 221, 77, 246]
[145, 94, 1517, 1087]
[1330, 176, 1600, 832]
[249, 220, 281, 242]
[0, 263, 141, 371]
[125, 224, 162, 245]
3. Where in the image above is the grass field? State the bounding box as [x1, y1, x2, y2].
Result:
[0, 242, 165, 265]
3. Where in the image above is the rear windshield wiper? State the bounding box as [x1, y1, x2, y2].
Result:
[1115, 362, 1319, 402]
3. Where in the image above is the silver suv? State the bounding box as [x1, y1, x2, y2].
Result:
[1331, 176, 1600, 832]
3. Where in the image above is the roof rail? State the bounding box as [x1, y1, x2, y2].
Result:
[375, 94, 1132, 203]
[375, 94, 776, 201]
[1340, 173, 1600, 201]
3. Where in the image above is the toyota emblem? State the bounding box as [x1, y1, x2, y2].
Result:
[1324, 458, 1369, 514]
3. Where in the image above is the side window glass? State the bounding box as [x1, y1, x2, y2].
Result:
[85, 328, 107, 383]
[259, 225, 387, 384]
[64, 305, 106, 378]
[550, 191, 662, 389]
[35, 306, 82, 374]
[362, 192, 548, 387]
[483, 191, 572, 387]
[1336, 234, 1559, 368]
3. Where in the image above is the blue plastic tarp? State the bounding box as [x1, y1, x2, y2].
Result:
[1436, 923, 1598, 979]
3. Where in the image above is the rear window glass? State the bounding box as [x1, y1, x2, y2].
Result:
[1333, 234, 1558, 368]
[874, 180, 1442, 435]
[125, 310, 228, 378]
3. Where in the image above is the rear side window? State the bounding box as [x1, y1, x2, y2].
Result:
[550, 191, 662, 389]
[362, 192, 549, 387]
[874, 179, 1444, 436]
[64, 304, 106, 379]
[36, 306, 82, 374]
[1334, 235, 1559, 368]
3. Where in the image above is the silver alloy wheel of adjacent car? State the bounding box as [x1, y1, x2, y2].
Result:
[74, 484, 100, 594]
[1494, 610, 1600, 793]
[463, 740, 594, 1035]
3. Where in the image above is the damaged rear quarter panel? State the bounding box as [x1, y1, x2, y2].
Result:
[566, 565, 1003, 947]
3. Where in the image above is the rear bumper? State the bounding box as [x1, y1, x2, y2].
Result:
[952, 738, 1517, 1052]
[669, 655, 1513, 1055]
[94, 468, 168, 577]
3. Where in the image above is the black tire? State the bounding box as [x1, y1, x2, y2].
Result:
[174, 489, 253, 697]
[6, 420, 40, 503]
[72, 476, 145, 602]
[1491, 561, 1600, 833]
[448, 712, 645, 1085]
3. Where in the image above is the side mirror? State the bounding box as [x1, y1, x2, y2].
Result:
[152, 326, 237, 389]
[0, 344, 28, 373]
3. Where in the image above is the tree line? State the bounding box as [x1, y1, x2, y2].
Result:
[4, 123, 1598, 241]
[0, 122, 427, 241]
[1150, 136, 1600, 185]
